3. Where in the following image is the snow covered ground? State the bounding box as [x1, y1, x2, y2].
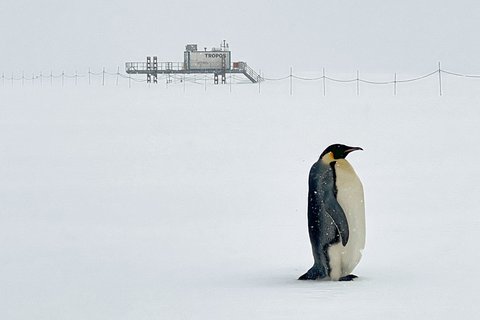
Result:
[1, 77, 480, 319]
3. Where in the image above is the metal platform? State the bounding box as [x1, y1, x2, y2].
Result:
[125, 60, 261, 84]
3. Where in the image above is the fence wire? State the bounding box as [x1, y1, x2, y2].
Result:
[2, 66, 480, 93]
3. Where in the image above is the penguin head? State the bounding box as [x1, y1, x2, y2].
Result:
[320, 144, 363, 162]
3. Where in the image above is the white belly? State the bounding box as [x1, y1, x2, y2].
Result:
[328, 159, 365, 280]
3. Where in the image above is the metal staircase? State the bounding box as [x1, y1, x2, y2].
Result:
[233, 62, 262, 83]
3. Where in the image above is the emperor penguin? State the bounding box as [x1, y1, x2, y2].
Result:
[299, 144, 365, 281]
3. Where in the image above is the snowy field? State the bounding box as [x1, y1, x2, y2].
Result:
[1, 77, 480, 319]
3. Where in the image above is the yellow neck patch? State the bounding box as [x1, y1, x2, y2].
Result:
[321, 151, 335, 164]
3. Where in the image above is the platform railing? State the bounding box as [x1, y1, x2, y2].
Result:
[126, 62, 185, 72]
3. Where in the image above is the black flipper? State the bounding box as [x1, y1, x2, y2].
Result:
[323, 194, 349, 246]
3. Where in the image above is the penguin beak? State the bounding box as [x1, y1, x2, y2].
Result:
[345, 146, 363, 154]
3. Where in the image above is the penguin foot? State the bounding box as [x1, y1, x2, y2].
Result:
[339, 274, 358, 281]
[298, 266, 326, 280]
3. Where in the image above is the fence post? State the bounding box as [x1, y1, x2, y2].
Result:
[438, 62, 442, 96]
[394, 73, 397, 96]
[356, 70, 360, 96]
[289, 67, 293, 96]
[322, 68, 326, 96]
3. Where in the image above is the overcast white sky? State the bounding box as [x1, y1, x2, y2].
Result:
[1, 0, 480, 76]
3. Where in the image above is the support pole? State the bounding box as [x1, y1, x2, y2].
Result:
[62, 71, 64, 87]
[153, 57, 158, 84]
[116, 66, 119, 86]
[75, 70, 78, 86]
[146, 57, 151, 84]
[258, 71, 261, 94]
[89, 68, 91, 85]
[50, 71, 53, 87]
[22, 71, 24, 87]
[102, 67, 105, 86]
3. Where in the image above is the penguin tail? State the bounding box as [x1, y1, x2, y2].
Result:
[298, 265, 326, 280]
